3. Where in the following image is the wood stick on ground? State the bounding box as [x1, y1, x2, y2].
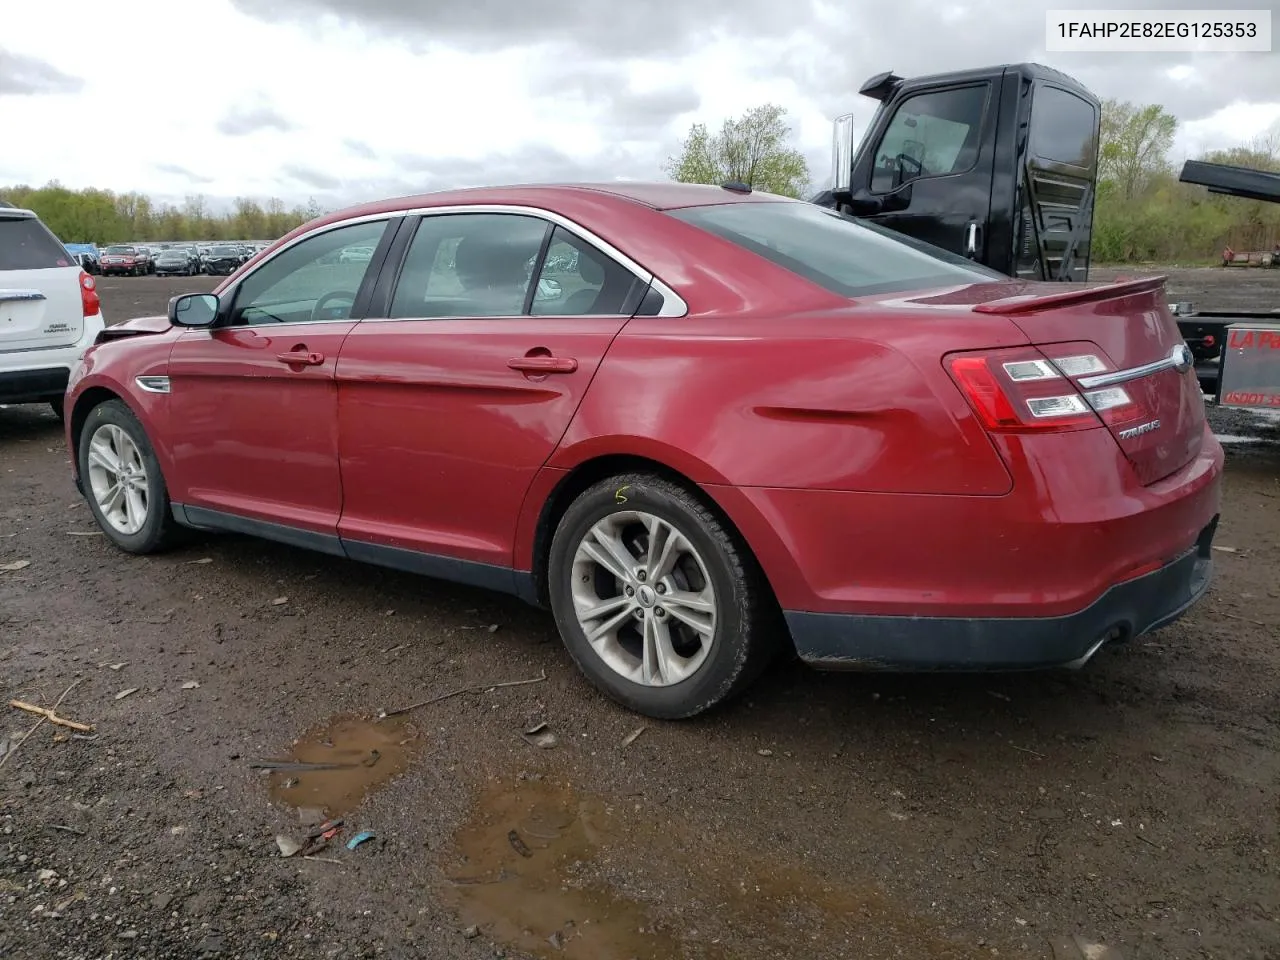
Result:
[379, 670, 548, 718]
[8, 699, 95, 733]
[0, 679, 85, 771]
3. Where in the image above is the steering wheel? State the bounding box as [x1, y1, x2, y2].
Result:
[310, 290, 358, 323]
[894, 153, 924, 181]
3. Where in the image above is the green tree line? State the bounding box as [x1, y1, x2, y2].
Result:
[1094, 99, 1280, 263]
[0, 182, 323, 243]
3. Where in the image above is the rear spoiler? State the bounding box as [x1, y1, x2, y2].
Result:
[972, 277, 1167, 315]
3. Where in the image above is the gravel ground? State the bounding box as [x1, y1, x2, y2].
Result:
[1, 270, 1278, 960]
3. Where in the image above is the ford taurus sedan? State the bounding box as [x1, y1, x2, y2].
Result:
[63, 182, 1223, 719]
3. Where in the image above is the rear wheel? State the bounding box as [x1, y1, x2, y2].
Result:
[548, 473, 781, 719]
[77, 399, 181, 554]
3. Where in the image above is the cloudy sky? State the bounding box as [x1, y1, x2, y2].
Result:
[2, 0, 1278, 209]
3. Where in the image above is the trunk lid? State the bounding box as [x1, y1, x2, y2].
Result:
[1, 211, 86, 353]
[973, 277, 1204, 484]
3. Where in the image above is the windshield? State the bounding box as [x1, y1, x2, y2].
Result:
[104, 245, 136, 254]
[667, 201, 1005, 298]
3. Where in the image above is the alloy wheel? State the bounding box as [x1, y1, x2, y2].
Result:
[86, 423, 151, 535]
[570, 510, 717, 686]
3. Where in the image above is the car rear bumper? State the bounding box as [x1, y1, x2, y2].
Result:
[786, 516, 1217, 670]
[0, 366, 71, 403]
[0, 313, 105, 402]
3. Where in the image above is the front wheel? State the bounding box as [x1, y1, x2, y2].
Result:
[548, 473, 781, 719]
[77, 399, 181, 554]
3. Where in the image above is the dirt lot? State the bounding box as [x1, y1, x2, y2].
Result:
[1, 270, 1278, 960]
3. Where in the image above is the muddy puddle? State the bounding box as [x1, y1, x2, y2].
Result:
[260, 715, 418, 816]
[439, 778, 988, 960]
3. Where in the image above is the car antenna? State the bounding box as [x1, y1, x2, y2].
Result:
[720, 181, 752, 194]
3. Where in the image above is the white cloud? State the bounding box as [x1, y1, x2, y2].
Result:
[2, 0, 1277, 206]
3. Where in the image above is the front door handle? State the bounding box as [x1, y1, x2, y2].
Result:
[276, 349, 324, 366]
[964, 221, 982, 259]
[507, 356, 578, 374]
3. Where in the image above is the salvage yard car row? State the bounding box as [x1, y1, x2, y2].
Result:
[70, 240, 269, 276]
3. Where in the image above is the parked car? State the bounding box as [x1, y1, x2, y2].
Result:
[134, 247, 157, 274]
[154, 247, 199, 276]
[64, 243, 101, 275]
[63, 182, 1223, 719]
[1, 205, 104, 419]
[99, 245, 148, 277]
[203, 244, 244, 276]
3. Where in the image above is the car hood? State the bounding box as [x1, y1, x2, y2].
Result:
[97, 314, 173, 342]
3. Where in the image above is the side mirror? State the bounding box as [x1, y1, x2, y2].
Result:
[169, 293, 219, 327]
[830, 113, 856, 198]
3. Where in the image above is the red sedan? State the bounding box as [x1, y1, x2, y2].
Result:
[64, 183, 1223, 719]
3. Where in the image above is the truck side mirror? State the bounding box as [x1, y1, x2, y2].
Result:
[830, 113, 856, 199]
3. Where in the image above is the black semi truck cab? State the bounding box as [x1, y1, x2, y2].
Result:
[811, 63, 1101, 284]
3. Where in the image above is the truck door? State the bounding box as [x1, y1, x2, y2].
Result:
[1014, 83, 1100, 281]
[847, 72, 1003, 262]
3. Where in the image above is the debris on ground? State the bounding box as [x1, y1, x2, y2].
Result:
[0, 680, 88, 770]
[8, 698, 94, 732]
[114, 687, 139, 701]
[275, 835, 302, 858]
[507, 829, 532, 858]
[621, 726, 646, 748]
[377, 670, 548, 719]
[462, 925, 480, 939]
[187, 557, 214, 564]
[757, 749, 773, 757]
[181, 681, 200, 690]
[346, 830, 376, 850]
[0, 559, 31, 571]
[521, 722, 557, 750]
[271, 597, 289, 606]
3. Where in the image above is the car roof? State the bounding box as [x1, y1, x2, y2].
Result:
[324, 181, 789, 225]
[0, 206, 38, 220]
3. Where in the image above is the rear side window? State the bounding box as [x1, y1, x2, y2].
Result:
[1030, 86, 1098, 168]
[669, 201, 1004, 298]
[0, 216, 74, 270]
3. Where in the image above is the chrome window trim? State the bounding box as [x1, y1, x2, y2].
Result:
[1077, 345, 1193, 390]
[230, 204, 689, 321]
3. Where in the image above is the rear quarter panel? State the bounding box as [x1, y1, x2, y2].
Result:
[551, 308, 1026, 495]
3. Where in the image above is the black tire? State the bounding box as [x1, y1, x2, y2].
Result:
[49, 396, 65, 421]
[547, 473, 782, 719]
[77, 399, 181, 554]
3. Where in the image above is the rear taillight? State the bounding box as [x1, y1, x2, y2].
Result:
[80, 271, 100, 318]
[945, 345, 1148, 432]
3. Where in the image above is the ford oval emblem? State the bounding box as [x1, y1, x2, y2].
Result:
[1171, 343, 1193, 374]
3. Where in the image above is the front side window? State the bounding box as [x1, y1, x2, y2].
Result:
[870, 85, 989, 193]
[389, 213, 549, 319]
[230, 219, 387, 326]
[669, 201, 1005, 298]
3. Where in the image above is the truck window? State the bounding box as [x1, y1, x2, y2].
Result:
[1030, 86, 1097, 168]
[870, 85, 989, 193]
[668, 200, 1005, 298]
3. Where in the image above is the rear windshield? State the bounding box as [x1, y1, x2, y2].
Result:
[667, 201, 1005, 298]
[0, 216, 75, 270]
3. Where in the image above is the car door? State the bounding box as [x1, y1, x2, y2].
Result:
[166, 217, 393, 543]
[849, 77, 1001, 260]
[335, 210, 647, 584]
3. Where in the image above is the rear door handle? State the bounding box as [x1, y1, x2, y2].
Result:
[507, 356, 578, 374]
[964, 221, 982, 259]
[276, 350, 324, 366]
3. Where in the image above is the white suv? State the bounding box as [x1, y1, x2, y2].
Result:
[0, 205, 105, 419]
